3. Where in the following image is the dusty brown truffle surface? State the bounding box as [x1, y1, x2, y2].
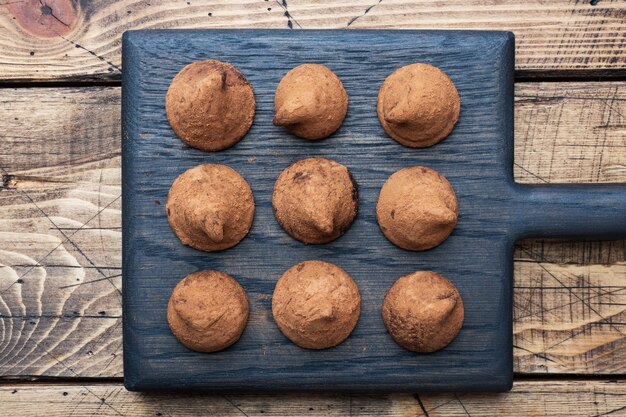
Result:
[377, 166, 457, 251]
[166, 164, 254, 252]
[272, 158, 358, 244]
[166, 60, 255, 152]
[273, 64, 348, 140]
[167, 270, 249, 352]
[377, 63, 460, 148]
[382, 271, 464, 353]
[272, 261, 361, 349]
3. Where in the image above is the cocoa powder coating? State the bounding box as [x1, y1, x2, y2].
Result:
[272, 157, 358, 244]
[166, 60, 255, 152]
[382, 271, 464, 353]
[273, 64, 348, 140]
[272, 261, 361, 349]
[377, 166, 457, 251]
[167, 270, 249, 353]
[377, 63, 460, 148]
[166, 164, 255, 252]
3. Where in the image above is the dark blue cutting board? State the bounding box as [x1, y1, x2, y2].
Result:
[121, 29, 626, 392]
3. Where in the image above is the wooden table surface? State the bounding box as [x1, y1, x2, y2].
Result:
[0, 1, 624, 415]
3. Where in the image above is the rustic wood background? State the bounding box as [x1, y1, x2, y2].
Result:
[0, 0, 624, 415]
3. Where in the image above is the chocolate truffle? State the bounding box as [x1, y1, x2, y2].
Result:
[377, 63, 460, 148]
[272, 158, 358, 244]
[272, 261, 361, 349]
[383, 271, 464, 353]
[167, 270, 249, 352]
[166, 164, 254, 252]
[166, 60, 255, 151]
[377, 166, 457, 251]
[273, 64, 348, 140]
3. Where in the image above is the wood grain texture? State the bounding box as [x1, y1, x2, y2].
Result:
[0, 80, 625, 379]
[0, 87, 122, 378]
[514, 82, 626, 184]
[0, 0, 625, 82]
[514, 254, 626, 374]
[122, 29, 518, 392]
[512, 82, 626, 375]
[1, 380, 626, 416]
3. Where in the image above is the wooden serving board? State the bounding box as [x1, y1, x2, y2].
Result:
[121, 30, 626, 392]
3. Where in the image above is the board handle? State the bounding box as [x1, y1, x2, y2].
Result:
[512, 184, 626, 239]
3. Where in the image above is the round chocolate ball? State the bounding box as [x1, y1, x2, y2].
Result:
[272, 157, 358, 244]
[273, 64, 348, 140]
[272, 261, 361, 349]
[166, 164, 254, 252]
[377, 63, 460, 148]
[382, 271, 464, 353]
[166, 60, 255, 151]
[168, 270, 249, 352]
[377, 166, 457, 251]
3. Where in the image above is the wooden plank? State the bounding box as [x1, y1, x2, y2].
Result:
[0, 87, 122, 378]
[514, 82, 626, 184]
[514, 259, 626, 374]
[0, 0, 625, 82]
[0, 82, 625, 378]
[1, 380, 626, 416]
